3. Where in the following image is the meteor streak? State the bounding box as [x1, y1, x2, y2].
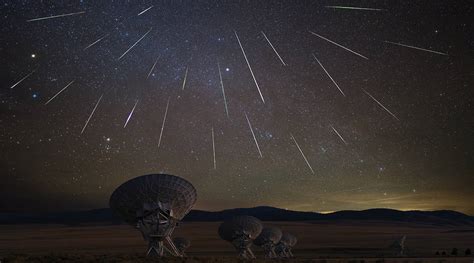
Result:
[181, 66, 188, 90]
[81, 94, 103, 134]
[211, 127, 216, 169]
[137, 5, 154, 16]
[330, 125, 348, 145]
[84, 34, 108, 51]
[309, 31, 369, 60]
[158, 97, 170, 148]
[235, 31, 265, 103]
[10, 70, 36, 89]
[384, 41, 448, 56]
[261, 31, 287, 66]
[124, 99, 139, 128]
[217, 62, 229, 117]
[27, 11, 85, 22]
[147, 55, 160, 79]
[118, 27, 153, 60]
[312, 54, 345, 97]
[44, 80, 75, 105]
[244, 112, 263, 158]
[290, 133, 315, 174]
[362, 88, 400, 121]
[325, 6, 384, 11]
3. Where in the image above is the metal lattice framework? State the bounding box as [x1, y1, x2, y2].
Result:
[254, 226, 282, 258]
[218, 215, 263, 259]
[109, 174, 197, 224]
[218, 215, 263, 241]
[276, 232, 297, 258]
[254, 226, 282, 246]
[109, 174, 197, 257]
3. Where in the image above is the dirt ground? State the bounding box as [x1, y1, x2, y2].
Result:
[1, 221, 473, 262]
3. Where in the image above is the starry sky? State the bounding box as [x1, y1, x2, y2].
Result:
[1, 1, 473, 214]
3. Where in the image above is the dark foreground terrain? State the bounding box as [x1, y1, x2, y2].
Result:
[2, 255, 474, 263]
[1, 221, 473, 262]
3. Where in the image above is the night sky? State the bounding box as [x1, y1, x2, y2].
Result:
[1, 1, 472, 214]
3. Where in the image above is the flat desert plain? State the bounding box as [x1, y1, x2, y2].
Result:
[1, 221, 473, 262]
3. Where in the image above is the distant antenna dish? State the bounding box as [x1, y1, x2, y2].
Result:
[109, 174, 197, 257]
[275, 232, 297, 258]
[253, 226, 282, 258]
[389, 235, 407, 256]
[173, 237, 191, 256]
[218, 215, 263, 259]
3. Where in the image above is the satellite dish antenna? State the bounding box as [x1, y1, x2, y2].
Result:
[109, 174, 197, 257]
[173, 237, 191, 256]
[218, 215, 263, 259]
[389, 235, 407, 256]
[275, 232, 297, 258]
[253, 226, 282, 258]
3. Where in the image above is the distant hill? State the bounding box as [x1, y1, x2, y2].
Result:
[1, 206, 473, 226]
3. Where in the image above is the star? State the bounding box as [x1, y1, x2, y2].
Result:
[0, 1, 471, 216]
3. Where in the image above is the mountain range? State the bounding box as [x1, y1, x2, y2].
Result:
[1, 206, 473, 226]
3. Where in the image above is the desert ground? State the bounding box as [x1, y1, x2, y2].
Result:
[1, 221, 473, 262]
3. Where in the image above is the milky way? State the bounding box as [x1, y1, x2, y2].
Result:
[0, 1, 472, 214]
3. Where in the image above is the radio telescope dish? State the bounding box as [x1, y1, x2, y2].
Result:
[173, 237, 191, 256]
[109, 174, 197, 257]
[253, 226, 282, 258]
[218, 215, 262, 259]
[275, 232, 297, 258]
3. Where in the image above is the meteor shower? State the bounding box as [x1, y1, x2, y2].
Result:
[1, 1, 472, 262]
